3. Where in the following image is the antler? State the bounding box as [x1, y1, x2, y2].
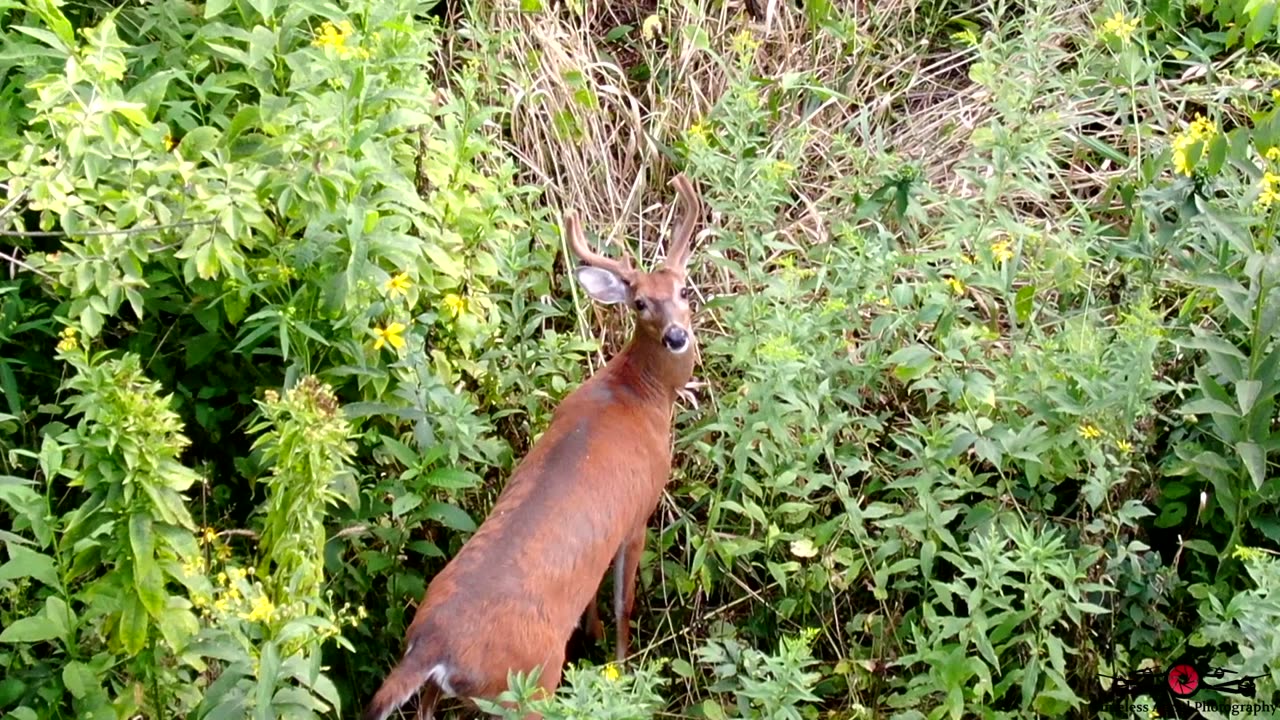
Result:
[663, 173, 702, 273]
[564, 209, 635, 280]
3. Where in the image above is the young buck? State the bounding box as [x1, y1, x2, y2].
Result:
[364, 174, 703, 720]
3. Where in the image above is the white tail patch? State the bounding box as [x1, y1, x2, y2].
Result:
[426, 663, 456, 697]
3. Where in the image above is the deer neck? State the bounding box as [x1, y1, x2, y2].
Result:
[604, 333, 695, 407]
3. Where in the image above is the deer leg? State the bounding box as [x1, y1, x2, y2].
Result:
[582, 596, 605, 644]
[612, 523, 647, 665]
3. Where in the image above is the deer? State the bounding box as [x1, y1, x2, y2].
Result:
[363, 173, 704, 720]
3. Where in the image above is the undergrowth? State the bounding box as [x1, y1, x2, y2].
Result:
[1, 0, 1279, 718]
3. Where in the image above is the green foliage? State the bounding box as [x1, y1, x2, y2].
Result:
[2, 0, 1280, 718]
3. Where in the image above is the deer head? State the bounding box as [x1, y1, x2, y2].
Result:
[564, 174, 703, 356]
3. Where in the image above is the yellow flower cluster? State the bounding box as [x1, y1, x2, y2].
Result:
[1078, 423, 1103, 440]
[312, 20, 370, 60]
[1170, 114, 1217, 177]
[55, 326, 78, 352]
[1076, 421, 1136, 455]
[990, 239, 1014, 263]
[384, 272, 412, 298]
[1100, 12, 1138, 44]
[373, 322, 406, 351]
[1258, 171, 1280, 210]
[442, 293, 467, 319]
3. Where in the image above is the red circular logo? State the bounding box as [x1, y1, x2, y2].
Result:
[1167, 664, 1200, 696]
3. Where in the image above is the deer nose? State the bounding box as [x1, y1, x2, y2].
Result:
[662, 326, 689, 353]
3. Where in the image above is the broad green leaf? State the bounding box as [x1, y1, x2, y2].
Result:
[204, 0, 233, 17]
[255, 641, 282, 720]
[1014, 284, 1035, 325]
[25, 0, 74, 48]
[1236, 379, 1262, 415]
[1181, 397, 1240, 417]
[391, 492, 422, 518]
[0, 614, 62, 643]
[423, 467, 480, 490]
[887, 344, 936, 382]
[423, 243, 465, 279]
[62, 661, 97, 699]
[1235, 442, 1266, 490]
[0, 545, 60, 588]
[423, 501, 476, 533]
[119, 592, 149, 655]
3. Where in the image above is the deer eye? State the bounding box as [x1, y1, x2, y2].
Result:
[634, 298, 648, 312]
[679, 287, 691, 300]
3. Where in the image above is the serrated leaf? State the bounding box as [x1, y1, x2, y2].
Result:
[423, 501, 476, 533]
[423, 467, 480, 490]
[380, 437, 420, 468]
[391, 493, 422, 518]
[26, 0, 75, 48]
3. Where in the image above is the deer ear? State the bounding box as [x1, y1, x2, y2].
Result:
[575, 266, 630, 305]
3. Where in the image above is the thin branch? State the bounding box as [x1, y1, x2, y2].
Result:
[0, 249, 54, 281]
[0, 218, 218, 239]
[0, 188, 29, 222]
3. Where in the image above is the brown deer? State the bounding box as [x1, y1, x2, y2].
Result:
[363, 174, 703, 720]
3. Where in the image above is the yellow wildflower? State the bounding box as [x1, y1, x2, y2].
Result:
[1170, 114, 1217, 177]
[946, 277, 965, 295]
[312, 20, 370, 60]
[55, 326, 78, 352]
[181, 556, 205, 576]
[1100, 12, 1138, 44]
[1078, 423, 1103, 440]
[216, 572, 228, 586]
[990, 240, 1014, 263]
[877, 296, 892, 307]
[163, 134, 175, 151]
[384, 272, 412, 297]
[1257, 172, 1280, 210]
[731, 28, 759, 60]
[1116, 439, 1133, 453]
[602, 664, 621, 682]
[241, 595, 276, 624]
[641, 14, 662, 40]
[313, 20, 351, 51]
[442, 293, 467, 319]
[373, 322, 407, 351]
[201, 527, 218, 545]
[1267, 147, 1280, 163]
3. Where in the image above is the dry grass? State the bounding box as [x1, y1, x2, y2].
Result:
[474, 0, 1005, 254]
